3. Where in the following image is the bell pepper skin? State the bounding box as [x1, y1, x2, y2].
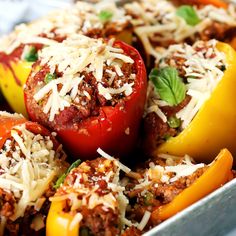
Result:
[0, 114, 26, 149]
[0, 58, 32, 117]
[46, 200, 79, 236]
[153, 42, 236, 163]
[194, 0, 228, 8]
[151, 148, 233, 221]
[178, 0, 228, 8]
[25, 41, 147, 160]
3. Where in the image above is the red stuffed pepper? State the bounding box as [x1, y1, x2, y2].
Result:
[24, 35, 147, 160]
[0, 112, 67, 236]
[0, 1, 133, 116]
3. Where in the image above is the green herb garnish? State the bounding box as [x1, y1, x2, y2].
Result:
[98, 10, 113, 22]
[54, 159, 81, 189]
[176, 5, 201, 26]
[167, 116, 181, 128]
[44, 73, 57, 84]
[144, 191, 154, 206]
[24, 46, 38, 62]
[149, 67, 186, 106]
[163, 134, 171, 141]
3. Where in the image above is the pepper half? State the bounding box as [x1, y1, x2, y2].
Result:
[151, 148, 233, 221]
[0, 52, 32, 116]
[153, 42, 236, 163]
[25, 40, 147, 159]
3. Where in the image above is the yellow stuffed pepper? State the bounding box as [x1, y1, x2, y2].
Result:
[46, 155, 133, 236]
[144, 40, 236, 163]
[0, 51, 34, 116]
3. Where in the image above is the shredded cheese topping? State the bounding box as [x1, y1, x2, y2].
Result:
[0, 123, 66, 221]
[33, 35, 135, 121]
[51, 149, 136, 230]
[0, 1, 130, 55]
[135, 154, 205, 190]
[124, 0, 236, 58]
[145, 40, 226, 130]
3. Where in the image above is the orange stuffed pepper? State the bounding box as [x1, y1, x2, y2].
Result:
[125, 149, 233, 229]
[0, 112, 67, 235]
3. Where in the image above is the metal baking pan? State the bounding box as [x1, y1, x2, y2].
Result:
[145, 178, 236, 236]
[0, 2, 235, 236]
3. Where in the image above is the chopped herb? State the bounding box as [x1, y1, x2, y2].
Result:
[44, 73, 57, 84]
[167, 116, 181, 128]
[24, 46, 38, 62]
[176, 5, 201, 26]
[163, 134, 171, 141]
[144, 191, 154, 206]
[149, 67, 186, 106]
[99, 10, 113, 22]
[54, 159, 81, 189]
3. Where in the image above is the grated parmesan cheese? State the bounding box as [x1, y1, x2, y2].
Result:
[137, 211, 151, 231]
[124, 0, 236, 58]
[51, 150, 138, 231]
[134, 154, 206, 189]
[145, 40, 226, 131]
[0, 121, 66, 221]
[97, 148, 131, 174]
[33, 35, 135, 121]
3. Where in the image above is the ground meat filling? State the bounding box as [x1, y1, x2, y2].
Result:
[52, 157, 130, 236]
[144, 40, 227, 148]
[125, 155, 207, 227]
[25, 36, 137, 129]
[0, 122, 67, 235]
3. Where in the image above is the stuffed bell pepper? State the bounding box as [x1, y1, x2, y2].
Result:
[143, 40, 236, 162]
[46, 148, 142, 236]
[24, 35, 147, 160]
[0, 1, 132, 116]
[124, 0, 236, 58]
[125, 148, 233, 230]
[0, 112, 67, 236]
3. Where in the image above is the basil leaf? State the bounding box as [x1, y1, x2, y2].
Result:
[176, 5, 201, 26]
[24, 46, 38, 62]
[99, 10, 113, 22]
[167, 116, 181, 128]
[54, 159, 81, 189]
[44, 73, 57, 84]
[149, 67, 186, 106]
